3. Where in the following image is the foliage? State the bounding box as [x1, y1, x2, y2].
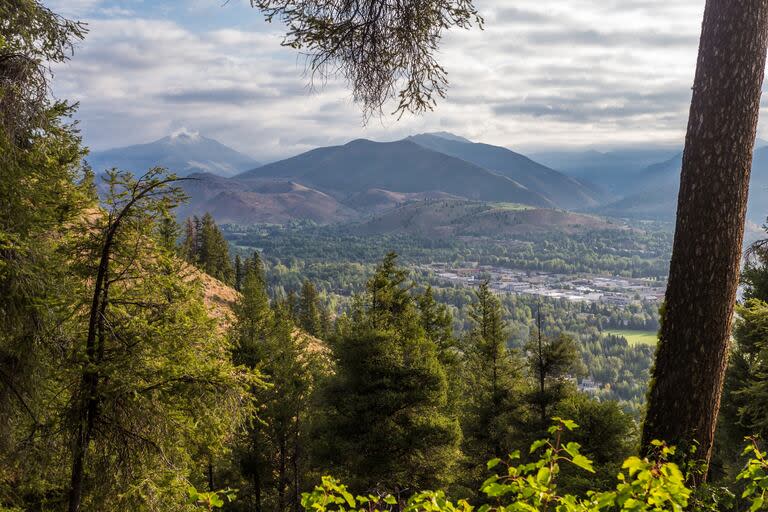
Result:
[299, 420, 704, 512]
[250, 0, 482, 118]
[460, 282, 524, 489]
[231, 254, 328, 512]
[737, 438, 768, 511]
[187, 486, 238, 510]
[525, 329, 583, 432]
[315, 253, 461, 493]
[182, 213, 234, 283]
[0, 0, 86, 137]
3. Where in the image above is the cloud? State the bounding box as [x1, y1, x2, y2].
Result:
[48, 0, 738, 158]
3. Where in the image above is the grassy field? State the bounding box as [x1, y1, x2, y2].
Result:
[604, 329, 658, 346]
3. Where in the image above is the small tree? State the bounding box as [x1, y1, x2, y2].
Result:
[460, 281, 524, 487]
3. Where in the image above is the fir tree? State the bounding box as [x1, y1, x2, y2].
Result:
[232, 258, 323, 512]
[298, 280, 322, 337]
[524, 308, 582, 432]
[461, 281, 524, 486]
[316, 253, 460, 493]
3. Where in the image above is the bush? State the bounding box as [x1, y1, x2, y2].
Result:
[300, 419, 768, 512]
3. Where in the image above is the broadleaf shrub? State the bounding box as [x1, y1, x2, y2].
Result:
[301, 419, 768, 512]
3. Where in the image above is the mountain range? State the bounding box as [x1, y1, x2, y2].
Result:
[158, 132, 609, 226]
[88, 130, 768, 230]
[592, 148, 768, 223]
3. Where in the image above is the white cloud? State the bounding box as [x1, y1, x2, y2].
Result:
[49, 0, 733, 159]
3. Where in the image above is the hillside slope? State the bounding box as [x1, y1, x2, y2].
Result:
[352, 199, 621, 237]
[408, 133, 603, 209]
[177, 173, 357, 225]
[238, 139, 554, 207]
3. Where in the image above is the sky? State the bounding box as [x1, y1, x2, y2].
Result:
[46, 0, 722, 161]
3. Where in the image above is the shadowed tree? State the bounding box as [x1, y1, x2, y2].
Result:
[642, 1, 768, 474]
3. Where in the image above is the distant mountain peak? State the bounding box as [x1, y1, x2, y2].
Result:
[88, 132, 259, 178]
[168, 127, 203, 143]
[417, 131, 472, 143]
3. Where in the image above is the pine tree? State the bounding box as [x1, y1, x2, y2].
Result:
[232, 258, 322, 512]
[524, 308, 582, 432]
[316, 253, 460, 493]
[298, 280, 322, 337]
[461, 281, 524, 485]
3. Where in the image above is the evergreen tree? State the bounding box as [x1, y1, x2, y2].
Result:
[235, 254, 244, 291]
[524, 309, 582, 432]
[63, 169, 253, 512]
[417, 285, 454, 352]
[198, 213, 234, 283]
[181, 217, 197, 262]
[298, 280, 322, 337]
[156, 212, 180, 252]
[460, 281, 524, 487]
[180, 213, 234, 284]
[317, 253, 460, 493]
[232, 258, 323, 512]
[717, 237, 768, 478]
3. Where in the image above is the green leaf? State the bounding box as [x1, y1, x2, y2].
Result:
[487, 458, 501, 469]
[571, 454, 595, 473]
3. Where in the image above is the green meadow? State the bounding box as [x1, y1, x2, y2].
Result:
[604, 329, 658, 346]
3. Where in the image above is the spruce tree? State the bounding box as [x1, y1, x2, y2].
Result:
[232, 258, 322, 512]
[298, 280, 322, 337]
[461, 281, 524, 486]
[317, 253, 460, 493]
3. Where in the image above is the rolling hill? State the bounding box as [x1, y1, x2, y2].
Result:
[88, 129, 259, 177]
[408, 133, 603, 209]
[237, 139, 555, 207]
[351, 199, 621, 237]
[176, 173, 357, 225]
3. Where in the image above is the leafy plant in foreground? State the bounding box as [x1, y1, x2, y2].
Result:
[299, 419, 744, 512]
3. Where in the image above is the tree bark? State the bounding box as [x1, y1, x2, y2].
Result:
[642, 0, 768, 473]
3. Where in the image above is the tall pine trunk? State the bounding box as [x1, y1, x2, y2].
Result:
[642, 0, 768, 471]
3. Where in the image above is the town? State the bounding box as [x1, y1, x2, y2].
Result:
[422, 263, 667, 305]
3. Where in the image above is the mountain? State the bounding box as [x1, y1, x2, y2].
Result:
[407, 133, 603, 209]
[88, 130, 259, 177]
[237, 139, 555, 207]
[176, 173, 356, 225]
[531, 147, 680, 195]
[596, 155, 681, 220]
[351, 199, 622, 237]
[597, 148, 768, 222]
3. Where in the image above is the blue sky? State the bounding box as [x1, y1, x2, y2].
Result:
[47, 0, 719, 160]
